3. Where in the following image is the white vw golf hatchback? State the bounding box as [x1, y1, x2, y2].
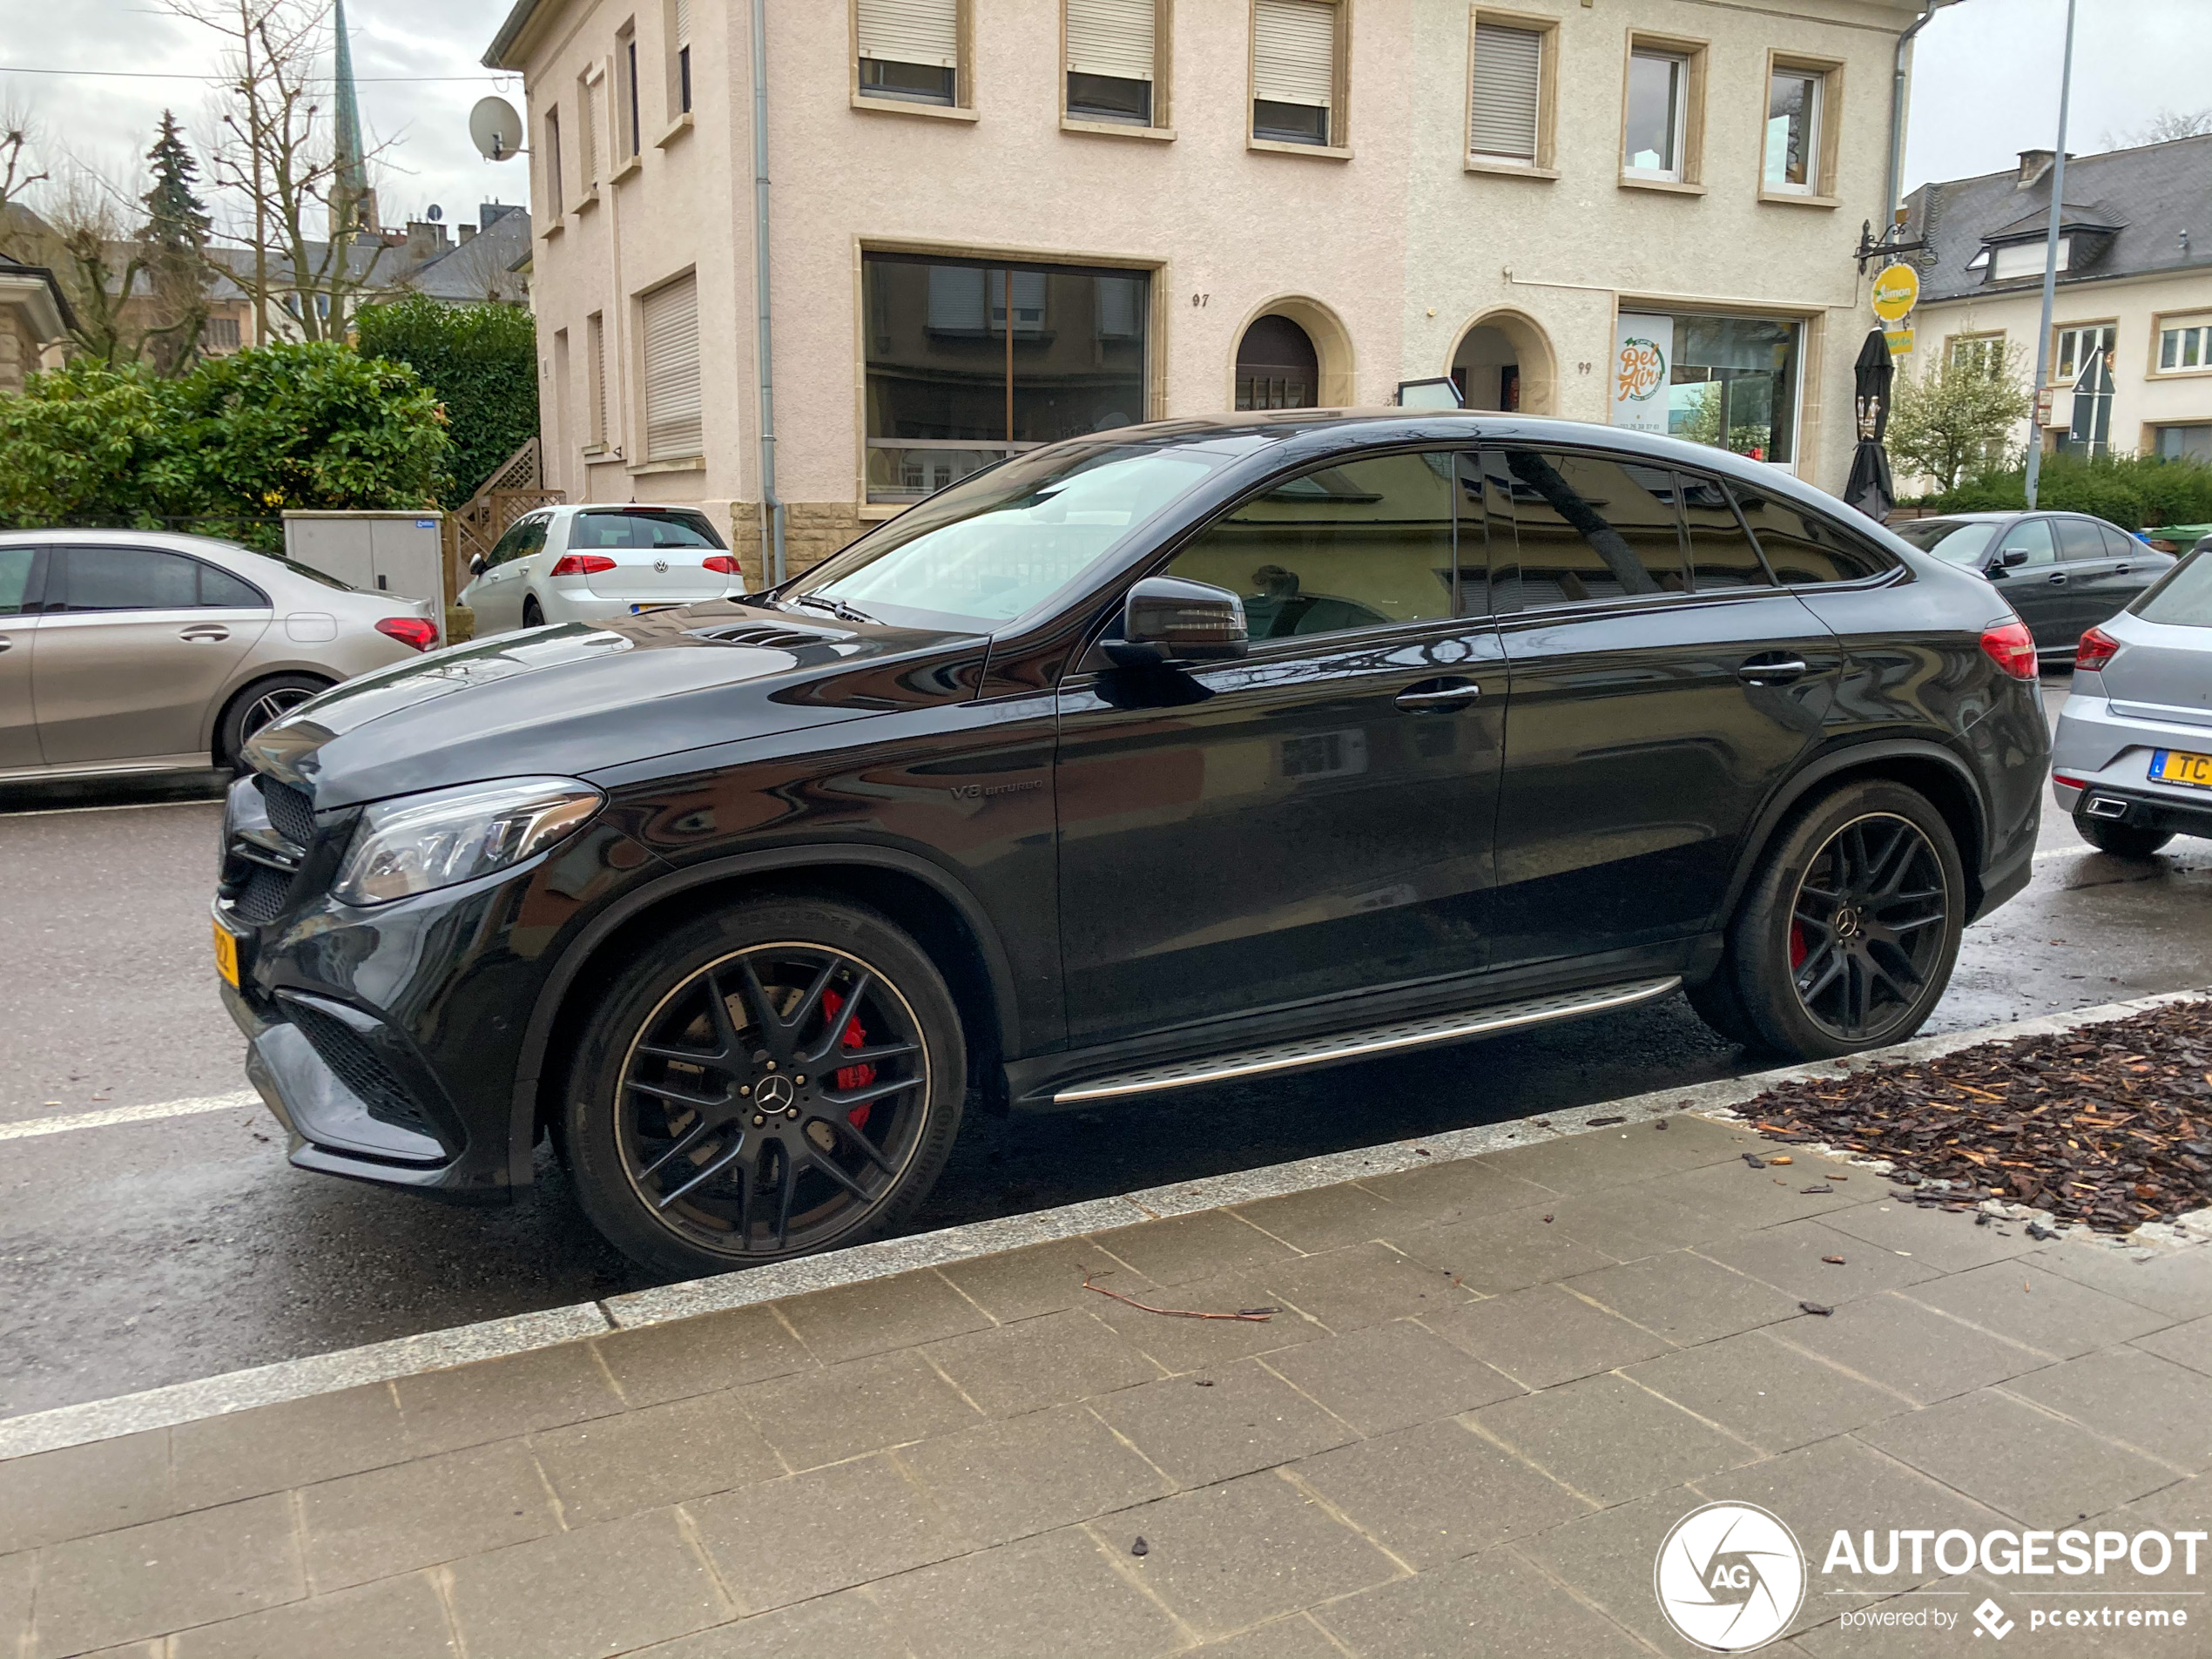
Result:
[459, 504, 745, 636]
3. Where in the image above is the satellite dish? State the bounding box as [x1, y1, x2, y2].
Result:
[425, 203, 443, 222]
[469, 96, 525, 162]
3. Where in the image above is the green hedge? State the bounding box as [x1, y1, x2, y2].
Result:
[354, 295, 537, 503]
[1927, 451, 2212, 529]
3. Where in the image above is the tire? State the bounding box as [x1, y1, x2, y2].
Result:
[215, 672, 330, 771]
[1683, 969, 1768, 1052]
[1719, 780, 1966, 1062]
[522, 596, 545, 628]
[562, 894, 966, 1277]
[2073, 811, 2173, 859]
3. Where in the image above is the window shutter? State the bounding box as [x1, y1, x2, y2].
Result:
[673, 0, 691, 44]
[857, 0, 960, 68]
[583, 83, 603, 187]
[1252, 0, 1335, 109]
[642, 276, 703, 460]
[590, 316, 607, 443]
[927, 265, 986, 333]
[1469, 22, 1541, 160]
[1067, 0, 1154, 82]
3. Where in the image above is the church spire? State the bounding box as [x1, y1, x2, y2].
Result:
[330, 0, 377, 235]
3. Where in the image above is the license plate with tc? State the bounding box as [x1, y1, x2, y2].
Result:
[2151, 748, 2212, 791]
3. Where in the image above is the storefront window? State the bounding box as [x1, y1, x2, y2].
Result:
[1664, 314, 1800, 465]
[863, 253, 1150, 504]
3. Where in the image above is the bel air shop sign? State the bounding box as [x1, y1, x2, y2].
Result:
[1612, 313, 1674, 435]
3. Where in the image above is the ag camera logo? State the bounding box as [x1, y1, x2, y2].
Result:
[1656, 1501, 1808, 1652]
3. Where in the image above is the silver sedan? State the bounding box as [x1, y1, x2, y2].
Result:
[0, 529, 439, 783]
[2051, 546, 2212, 855]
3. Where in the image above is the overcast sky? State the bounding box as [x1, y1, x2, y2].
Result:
[0, 0, 2203, 239]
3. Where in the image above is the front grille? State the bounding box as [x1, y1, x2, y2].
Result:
[282, 1001, 438, 1142]
[258, 775, 317, 849]
[232, 864, 293, 924]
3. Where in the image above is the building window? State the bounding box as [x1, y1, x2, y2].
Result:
[2053, 322, 2115, 385]
[1612, 310, 1801, 466]
[1065, 0, 1159, 126]
[1763, 64, 1823, 193]
[578, 69, 605, 195]
[618, 25, 641, 162]
[2157, 316, 2212, 373]
[1948, 333, 2005, 378]
[553, 327, 572, 462]
[586, 312, 609, 449]
[2155, 424, 2212, 462]
[1251, 0, 1340, 149]
[862, 250, 1150, 503]
[202, 316, 241, 352]
[1468, 15, 1551, 169]
[857, 0, 962, 107]
[1993, 238, 2068, 280]
[543, 107, 564, 216]
[671, 0, 693, 114]
[641, 274, 703, 462]
[1622, 44, 1692, 181]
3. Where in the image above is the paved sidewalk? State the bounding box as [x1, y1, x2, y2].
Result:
[7, 1108, 2212, 1658]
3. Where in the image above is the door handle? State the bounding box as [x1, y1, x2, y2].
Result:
[1395, 681, 1480, 711]
[180, 624, 230, 642]
[1737, 656, 1808, 685]
[2046, 573, 2068, 585]
[2114, 563, 2131, 575]
[0, 637, 11, 653]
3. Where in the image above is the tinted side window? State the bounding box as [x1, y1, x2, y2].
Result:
[57, 547, 200, 611]
[1677, 470, 1774, 590]
[489, 517, 546, 567]
[198, 563, 268, 608]
[1731, 489, 1892, 583]
[0, 547, 36, 615]
[1495, 448, 1686, 610]
[2054, 518, 2105, 561]
[1995, 517, 2056, 568]
[2101, 524, 2141, 559]
[1167, 451, 1459, 641]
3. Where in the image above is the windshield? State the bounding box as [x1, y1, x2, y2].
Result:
[1891, 520, 1999, 566]
[2134, 548, 2212, 628]
[786, 441, 1234, 630]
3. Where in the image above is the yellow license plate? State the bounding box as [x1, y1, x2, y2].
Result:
[213, 920, 240, 988]
[2151, 748, 2212, 791]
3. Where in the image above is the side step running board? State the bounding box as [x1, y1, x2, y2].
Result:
[1051, 976, 1682, 1104]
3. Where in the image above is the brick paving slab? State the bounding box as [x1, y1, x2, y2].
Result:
[7, 1103, 2212, 1656]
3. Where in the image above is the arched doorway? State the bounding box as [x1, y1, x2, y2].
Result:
[1447, 309, 1557, 415]
[1235, 314, 1320, 411]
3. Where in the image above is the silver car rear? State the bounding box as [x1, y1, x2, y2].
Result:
[2051, 548, 2212, 852]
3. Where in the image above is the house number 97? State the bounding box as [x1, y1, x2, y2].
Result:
[1190, 293, 1210, 307]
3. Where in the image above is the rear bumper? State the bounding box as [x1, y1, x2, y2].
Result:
[2050, 693, 2212, 838]
[551, 585, 743, 621]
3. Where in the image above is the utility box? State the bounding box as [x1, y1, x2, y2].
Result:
[283, 511, 448, 624]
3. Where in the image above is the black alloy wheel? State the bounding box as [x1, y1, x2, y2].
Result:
[217, 673, 328, 770]
[1784, 813, 1950, 1042]
[1712, 781, 1966, 1061]
[564, 898, 964, 1275]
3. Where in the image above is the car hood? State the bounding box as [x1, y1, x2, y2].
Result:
[245, 604, 989, 807]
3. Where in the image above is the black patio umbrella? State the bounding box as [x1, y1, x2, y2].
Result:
[1844, 327, 1897, 523]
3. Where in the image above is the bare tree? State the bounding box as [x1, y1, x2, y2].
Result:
[2105, 107, 2212, 150]
[0, 102, 49, 223]
[165, 0, 392, 344]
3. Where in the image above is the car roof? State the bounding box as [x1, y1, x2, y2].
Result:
[553, 502, 713, 515]
[0, 526, 271, 559]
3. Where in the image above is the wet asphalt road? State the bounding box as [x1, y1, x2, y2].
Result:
[3, 677, 2210, 1420]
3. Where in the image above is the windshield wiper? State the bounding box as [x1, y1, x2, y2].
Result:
[791, 593, 879, 625]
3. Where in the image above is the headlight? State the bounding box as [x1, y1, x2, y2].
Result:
[333, 777, 604, 907]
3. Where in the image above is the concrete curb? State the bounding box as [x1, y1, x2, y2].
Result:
[3, 988, 2202, 1462]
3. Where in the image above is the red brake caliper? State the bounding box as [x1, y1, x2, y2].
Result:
[1788, 923, 1808, 970]
[819, 988, 876, 1130]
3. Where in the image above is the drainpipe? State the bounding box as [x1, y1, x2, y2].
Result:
[750, 0, 786, 585]
[1885, 2, 1954, 222]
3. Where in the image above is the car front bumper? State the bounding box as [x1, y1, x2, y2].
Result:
[2050, 691, 2212, 840]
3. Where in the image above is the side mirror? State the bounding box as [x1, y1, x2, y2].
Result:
[469, 556, 488, 577]
[1103, 576, 1249, 668]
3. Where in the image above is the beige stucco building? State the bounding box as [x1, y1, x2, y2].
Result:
[486, 0, 1928, 585]
[1905, 135, 2212, 469]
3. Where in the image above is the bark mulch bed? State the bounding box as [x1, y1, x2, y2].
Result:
[1741, 1000, 2212, 1233]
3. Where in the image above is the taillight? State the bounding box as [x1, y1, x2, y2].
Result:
[2074, 625, 2121, 672]
[374, 617, 440, 652]
[702, 555, 741, 576]
[1979, 620, 2038, 681]
[550, 553, 617, 577]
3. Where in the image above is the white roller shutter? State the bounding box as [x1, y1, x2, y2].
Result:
[858, 0, 960, 68]
[590, 314, 607, 444]
[642, 276, 703, 460]
[1469, 23, 1541, 160]
[1067, 0, 1154, 82]
[582, 80, 603, 188]
[1253, 0, 1335, 109]
[673, 0, 691, 44]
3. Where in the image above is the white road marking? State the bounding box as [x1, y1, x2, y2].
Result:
[0, 1091, 260, 1141]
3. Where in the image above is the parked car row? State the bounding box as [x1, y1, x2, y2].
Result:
[1892, 510, 2175, 661]
[0, 530, 440, 783]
